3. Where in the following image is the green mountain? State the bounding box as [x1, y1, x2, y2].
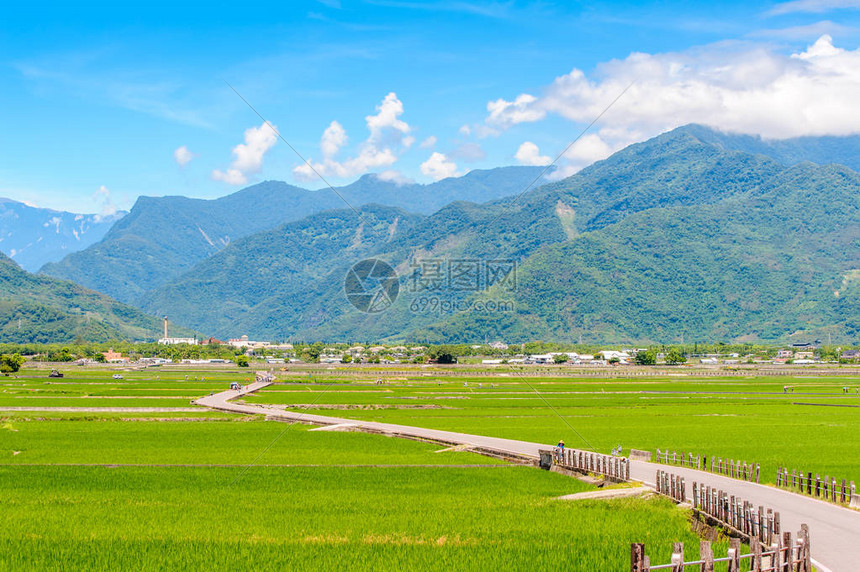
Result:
[39, 181, 337, 303]
[0, 252, 182, 343]
[423, 162, 860, 343]
[40, 168, 543, 304]
[680, 124, 860, 172]
[139, 205, 422, 338]
[136, 125, 859, 343]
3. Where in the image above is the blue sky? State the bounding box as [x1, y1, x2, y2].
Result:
[2, 0, 860, 214]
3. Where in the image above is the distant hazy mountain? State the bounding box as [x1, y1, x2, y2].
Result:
[40, 167, 544, 303]
[678, 124, 860, 172]
[141, 125, 859, 343]
[0, 252, 184, 343]
[0, 198, 125, 272]
[336, 166, 544, 210]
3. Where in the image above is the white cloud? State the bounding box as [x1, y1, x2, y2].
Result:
[487, 93, 546, 129]
[321, 121, 348, 158]
[376, 170, 415, 185]
[92, 185, 118, 220]
[420, 135, 437, 149]
[768, 0, 860, 15]
[514, 141, 551, 166]
[212, 123, 278, 185]
[173, 145, 194, 166]
[293, 92, 414, 182]
[366, 92, 411, 141]
[458, 124, 471, 136]
[481, 35, 860, 173]
[420, 152, 460, 181]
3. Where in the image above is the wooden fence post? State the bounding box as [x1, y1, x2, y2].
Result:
[727, 538, 741, 572]
[699, 540, 714, 572]
[751, 537, 762, 572]
[783, 531, 792, 572]
[671, 542, 684, 572]
[756, 464, 760, 484]
[771, 536, 782, 572]
[631, 543, 647, 572]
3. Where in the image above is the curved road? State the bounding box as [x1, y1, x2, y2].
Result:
[197, 382, 856, 572]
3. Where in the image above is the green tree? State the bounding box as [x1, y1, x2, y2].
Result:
[429, 346, 457, 364]
[235, 355, 250, 367]
[665, 348, 687, 365]
[553, 354, 569, 364]
[0, 353, 25, 374]
[634, 350, 656, 365]
[341, 354, 352, 364]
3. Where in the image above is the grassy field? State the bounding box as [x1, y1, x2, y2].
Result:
[1, 364, 852, 570]
[0, 413, 720, 570]
[241, 373, 860, 483]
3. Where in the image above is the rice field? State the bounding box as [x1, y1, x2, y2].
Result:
[241, 372, 860, 483]
[1, 364, 852, 570]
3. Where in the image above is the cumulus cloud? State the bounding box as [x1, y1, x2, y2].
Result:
[420, 135, 437, 148]
[420, 152, 460, 181]
[481, 35, 860, 173]
[92, 185, 118, 220]
[514, 141, 552, 166]
[212, 123, 278, 185]
[293, 92, 414, 182]
[174, 145, 194, 166]
[321, 121, 347, 158]
[376, 170, 415, 185]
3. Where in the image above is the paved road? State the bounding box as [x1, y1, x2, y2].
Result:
[197, 383, 856, 572]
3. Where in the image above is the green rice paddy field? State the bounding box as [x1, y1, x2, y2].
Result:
[1, 415, 714, 570]
[1, 364, 855, 570]
[242, 371, 860, 484]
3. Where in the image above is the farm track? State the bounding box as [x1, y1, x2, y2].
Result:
[198, 382, 858, 572]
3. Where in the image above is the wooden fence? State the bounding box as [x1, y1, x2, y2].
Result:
[656, 470, 687, 503]
[646, 472, 813, 571]
[552, 447, 630, 481]
[776, 467, 857, 506]
[631, 531, 812, 572]
[656, 449, 760, 483]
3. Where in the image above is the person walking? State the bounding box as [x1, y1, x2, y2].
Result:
[557, 440, 565, 463]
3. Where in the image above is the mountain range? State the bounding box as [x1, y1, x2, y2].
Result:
[39, 167, 543, 302]
[136, 125, 859, 344]
[0, 198, 125, 272]
[14, 124, 860, 344]
[0, 251, 183, 343]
